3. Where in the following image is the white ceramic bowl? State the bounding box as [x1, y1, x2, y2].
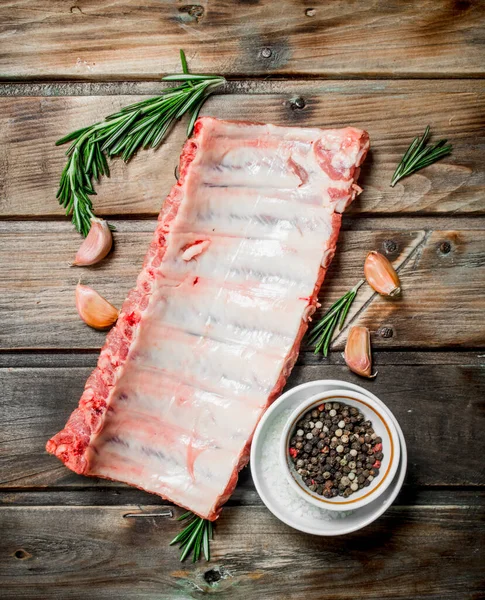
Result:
[251, 380, 407, 535]
[280, 389, 401, 511]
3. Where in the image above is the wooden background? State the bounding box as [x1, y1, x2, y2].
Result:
[1, 1, 484, 598]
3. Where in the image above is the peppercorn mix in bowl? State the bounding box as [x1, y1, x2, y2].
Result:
[280, 389, 400, 511]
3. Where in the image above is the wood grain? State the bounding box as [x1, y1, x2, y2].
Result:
[1, 359, 483, 488]
[1, 0, 484, 79]
[1, 503, 483, 599]
[1, 82, 485, 218]
[1, 222, 484, 350]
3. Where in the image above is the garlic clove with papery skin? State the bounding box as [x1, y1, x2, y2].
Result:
[72, 217, 113, 266]
[75, 284, 119, 330]
[344, 326, 376, 378]
[364, 251, 401, 297]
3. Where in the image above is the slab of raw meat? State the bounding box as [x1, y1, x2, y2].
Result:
[46, 117, 369, 520]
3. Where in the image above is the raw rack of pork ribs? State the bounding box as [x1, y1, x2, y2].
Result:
[47, 117, 369, 520]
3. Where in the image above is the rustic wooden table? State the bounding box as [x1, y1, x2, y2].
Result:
[1, 1, 484, 598]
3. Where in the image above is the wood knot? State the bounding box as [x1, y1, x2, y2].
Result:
[305, 8, 316, 16]
[179, 5, 204, 20]
[454, 0, 471, 12]
[378, 326, 394, 339]
[14, 549, 31, 560]
[204, 568, 222, 585]
[261, 47, 272, 59]
[290, 96, 306, 110]
[383, 239, 398, 255]
[439, 241, 452, 255]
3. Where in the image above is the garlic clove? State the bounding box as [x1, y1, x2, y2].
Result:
[72, 217, 113, 266]
[75, 284, 119, 330]
[344, 326, 376, 378]
[364, 251, 401, 297]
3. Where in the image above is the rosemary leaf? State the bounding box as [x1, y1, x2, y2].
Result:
[203, 523, 210, 561]
[338, 279, 365, 329]
[55, 125, 93, 146]
[55, 50, 226, 236]
[179, 519, 205, 562]
[180, 48, 190, 75]
[391, 126, 452, 187]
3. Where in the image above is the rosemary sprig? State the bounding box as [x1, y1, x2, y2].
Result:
[169, 511, 213, 562]
[309, 280, 364, 356]
[390, 125, 452, 187]
[56, 50, 226, 236]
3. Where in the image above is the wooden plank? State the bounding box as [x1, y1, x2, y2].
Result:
[332, 229, 485, 350]
[1, 1, 484, 79]
[1, 82, 485, 218]
[1, 222, 484, 350]
[1, 360, 484, 489]
[1, 503, 483, 599]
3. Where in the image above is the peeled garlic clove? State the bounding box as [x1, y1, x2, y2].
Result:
[75, 284, 119, 330]
[364, 251, 401, 296]
[72, 218, 113, 266]
[344, 326, 376, 378]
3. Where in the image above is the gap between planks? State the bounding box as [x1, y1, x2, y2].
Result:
[0, 351, 483, 368]
[0, 79, 484, 97]
[1, 217, 485, 232]
[1, 488, 484, 508]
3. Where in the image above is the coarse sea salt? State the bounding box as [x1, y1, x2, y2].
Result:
[260, 409, 353, 522]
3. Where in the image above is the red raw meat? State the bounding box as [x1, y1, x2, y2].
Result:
[47, 117, 369, 520]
